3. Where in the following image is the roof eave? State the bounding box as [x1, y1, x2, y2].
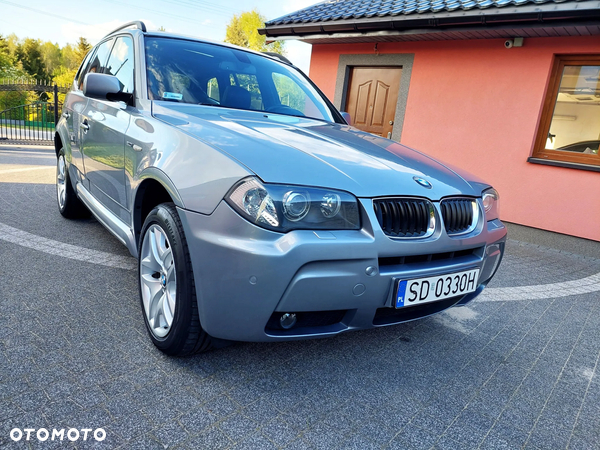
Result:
[263, 18, 600, 44]
[259, 1, 600, 37]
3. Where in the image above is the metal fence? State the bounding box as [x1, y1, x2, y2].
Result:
[0, 102, 60, 143]
[0, 81, 69, 144]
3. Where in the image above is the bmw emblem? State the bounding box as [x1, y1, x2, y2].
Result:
[413, 176, 432, 189]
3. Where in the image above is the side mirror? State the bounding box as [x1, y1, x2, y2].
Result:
[83, 73, 132, 104]
[340, 111, 352, 126]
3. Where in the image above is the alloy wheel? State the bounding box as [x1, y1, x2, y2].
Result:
[56, 155, 66, 210]
[140, 224, 177, 338]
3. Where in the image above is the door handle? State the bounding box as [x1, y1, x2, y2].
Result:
[80, 121, 89, 132]
[387, 132, 392, 139]
[62, 112, 70, 119]
[127, 141, 142, 152]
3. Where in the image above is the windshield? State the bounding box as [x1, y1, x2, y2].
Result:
[145, 37, 337, 122]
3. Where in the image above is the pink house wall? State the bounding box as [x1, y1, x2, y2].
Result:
[309, 37, 600, 241]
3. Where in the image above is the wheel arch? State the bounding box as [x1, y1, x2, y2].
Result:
[54, 131, 65, 157]
[133, 170, 185, 247]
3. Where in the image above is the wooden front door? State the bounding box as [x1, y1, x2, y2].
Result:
[345, 67, 402, 138]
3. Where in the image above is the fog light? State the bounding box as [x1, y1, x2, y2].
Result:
[279, 313, 297, 329]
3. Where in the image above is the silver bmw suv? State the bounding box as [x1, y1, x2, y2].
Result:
[55, 21, 506, 356]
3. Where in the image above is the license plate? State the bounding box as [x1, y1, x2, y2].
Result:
[395, 268, 480, 308]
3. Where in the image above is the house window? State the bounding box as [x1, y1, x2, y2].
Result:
[532, 55, 600, 168]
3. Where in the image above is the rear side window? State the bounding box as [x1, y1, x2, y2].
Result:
[105, 36, 135, 94]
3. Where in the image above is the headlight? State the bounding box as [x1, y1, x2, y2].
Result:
[482, 188, 499, 221]
[226, 177, 360, 232]
[283, 191, 310, 222]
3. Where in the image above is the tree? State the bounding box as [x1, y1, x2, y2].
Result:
[74, 37, 92, 68]
[15, 38, 49, 80]
[6, 34, 19, 59]
[0, 34, 13, 76]
[225, 15, 248, 48]
[60, 44, 80, 71]
[49, 66, 77, 105]
[0, 34, 30, 110]
[225, 10, 285, 55]
[40, 41, 62, 75]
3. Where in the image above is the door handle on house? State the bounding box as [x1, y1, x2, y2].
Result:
[80, 121, 89, 132]
[387, 132, 392, 139]
[127, 141, 142, 152]
[389, 120, 394, 125]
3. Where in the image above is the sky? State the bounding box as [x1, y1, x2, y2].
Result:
[0, 0, 318, 73]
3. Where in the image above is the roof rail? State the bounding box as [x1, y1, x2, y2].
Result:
[106, 21, 147, 36]
[262, 52, 293, 66]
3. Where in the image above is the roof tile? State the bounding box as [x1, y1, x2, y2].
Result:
[265, 0, 590, 26]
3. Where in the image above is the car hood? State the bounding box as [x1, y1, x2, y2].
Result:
[153, 102, 483, 199]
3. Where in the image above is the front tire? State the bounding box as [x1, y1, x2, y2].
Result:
[139, 203, 212, 356]
[56, 148, 88, 218]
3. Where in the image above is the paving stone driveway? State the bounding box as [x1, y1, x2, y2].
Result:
[1, 145, 599, 449]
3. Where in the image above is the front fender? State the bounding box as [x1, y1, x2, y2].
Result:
[130, 110, 251, 214]
[138, 167, 185, 208]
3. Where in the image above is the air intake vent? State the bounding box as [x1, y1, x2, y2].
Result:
[373, 198, 435, 238]
[440, 198, 478, 235]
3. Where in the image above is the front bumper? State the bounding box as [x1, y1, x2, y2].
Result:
[178, 199, 506, 342]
